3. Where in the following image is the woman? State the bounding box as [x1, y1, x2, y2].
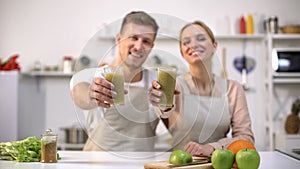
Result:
[149, 21, 254, 156]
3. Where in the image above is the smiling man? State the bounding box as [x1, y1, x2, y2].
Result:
[70, 11, 160, 151]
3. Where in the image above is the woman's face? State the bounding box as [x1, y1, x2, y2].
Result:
[180, 24, 217, 65]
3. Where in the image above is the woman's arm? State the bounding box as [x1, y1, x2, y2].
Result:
[150, 80, 183, 129]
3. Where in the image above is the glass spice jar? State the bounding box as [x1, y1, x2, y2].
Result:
[63, 56, 73, 73]
[41, 129, 57, 163]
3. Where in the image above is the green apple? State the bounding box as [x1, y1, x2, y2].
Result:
[236, 148, 260, 169]
[211, 149, 234, 169]
[169, 150, 192, 165]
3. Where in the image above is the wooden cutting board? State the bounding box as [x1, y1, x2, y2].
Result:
[144, 161, 213, 169]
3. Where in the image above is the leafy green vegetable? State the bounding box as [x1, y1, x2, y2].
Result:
[0, 136, 60, 162]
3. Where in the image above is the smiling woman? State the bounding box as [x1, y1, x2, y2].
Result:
[149, 20, 255, 157]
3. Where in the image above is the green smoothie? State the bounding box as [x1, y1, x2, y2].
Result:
[158, 67, 177, 108]
[105, 73, 125, 105]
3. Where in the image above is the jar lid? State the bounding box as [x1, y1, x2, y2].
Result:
[42, 129, 57, 137]
[64, 56, 73, 60]
[269, 16, 278, 20]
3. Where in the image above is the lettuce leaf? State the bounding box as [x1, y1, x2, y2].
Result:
[0, 136, 60, 162]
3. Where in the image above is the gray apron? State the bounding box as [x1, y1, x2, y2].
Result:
[170, 75, 231, 150]
[84, 70, 159, 151]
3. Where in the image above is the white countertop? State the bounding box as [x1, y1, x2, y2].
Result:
[0, 151, 299, 169]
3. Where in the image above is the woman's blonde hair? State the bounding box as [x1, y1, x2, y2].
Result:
[179, 21, 216, 44]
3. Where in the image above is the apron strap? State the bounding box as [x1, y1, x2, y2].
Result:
[143, 68, 149, 89]
[199, 77, 228, 143]
[177, 76, 190, 95]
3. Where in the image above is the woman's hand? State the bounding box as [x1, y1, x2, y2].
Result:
[148, 80, 163, 107]
[148, 80, 180, 107]
[183, 141, 215, 157]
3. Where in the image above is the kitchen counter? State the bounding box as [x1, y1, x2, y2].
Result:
[0, 151, 299, 169]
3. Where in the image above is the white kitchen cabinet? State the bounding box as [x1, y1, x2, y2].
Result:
[265, 34, 300, 151]
[22, 71, 74, 77]
[18, 73, 78, 144]
[0, 71, 18, 142]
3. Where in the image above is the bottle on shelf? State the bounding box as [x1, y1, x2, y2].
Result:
[62, 56, 74, 73]
[239, 15, 246, 34]
[247, 13, 254, 34]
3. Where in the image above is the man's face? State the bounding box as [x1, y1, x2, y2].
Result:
[116, 23, 156, 69]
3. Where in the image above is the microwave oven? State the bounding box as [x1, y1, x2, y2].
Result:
[272, 48, 300, 77]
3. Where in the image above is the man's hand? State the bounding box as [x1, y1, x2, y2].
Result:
[89, 77, 116, 108]
[89, 77, 129, 108]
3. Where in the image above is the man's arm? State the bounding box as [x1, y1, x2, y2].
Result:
[71, 82, 97, 110]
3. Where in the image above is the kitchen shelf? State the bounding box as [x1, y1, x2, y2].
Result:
[99, 34, 180, 41]
[22, 71, 74, 92]
[270, 34, 300, 40]
[215, 34, 265, 40]
[265, 33, 300, 151]
[22, 71, 74, 77]
[273, 77, 300, 84]
[99, 34, 266, 41]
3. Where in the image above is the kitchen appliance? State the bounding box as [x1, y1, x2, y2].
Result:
[60, 126, 88, 144]
[272, 48, 300, 77]
[74, 55, 91, 72]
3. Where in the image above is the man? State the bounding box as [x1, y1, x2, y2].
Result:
[70, 11, 160, 151]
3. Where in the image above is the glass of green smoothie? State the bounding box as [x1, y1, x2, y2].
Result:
[157, 66, 177, 109]
[103, 66, 125, 105]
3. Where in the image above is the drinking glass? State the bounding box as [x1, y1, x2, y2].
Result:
[157, 66, 177, 108]
[103, 66, 125, 105]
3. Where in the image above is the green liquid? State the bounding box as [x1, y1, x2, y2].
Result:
[158, 70, 176, 108]
[105, 73, 125, 105]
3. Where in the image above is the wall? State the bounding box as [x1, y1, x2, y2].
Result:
[1, 0, 300, 70]
[1, 0, 300, 150]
